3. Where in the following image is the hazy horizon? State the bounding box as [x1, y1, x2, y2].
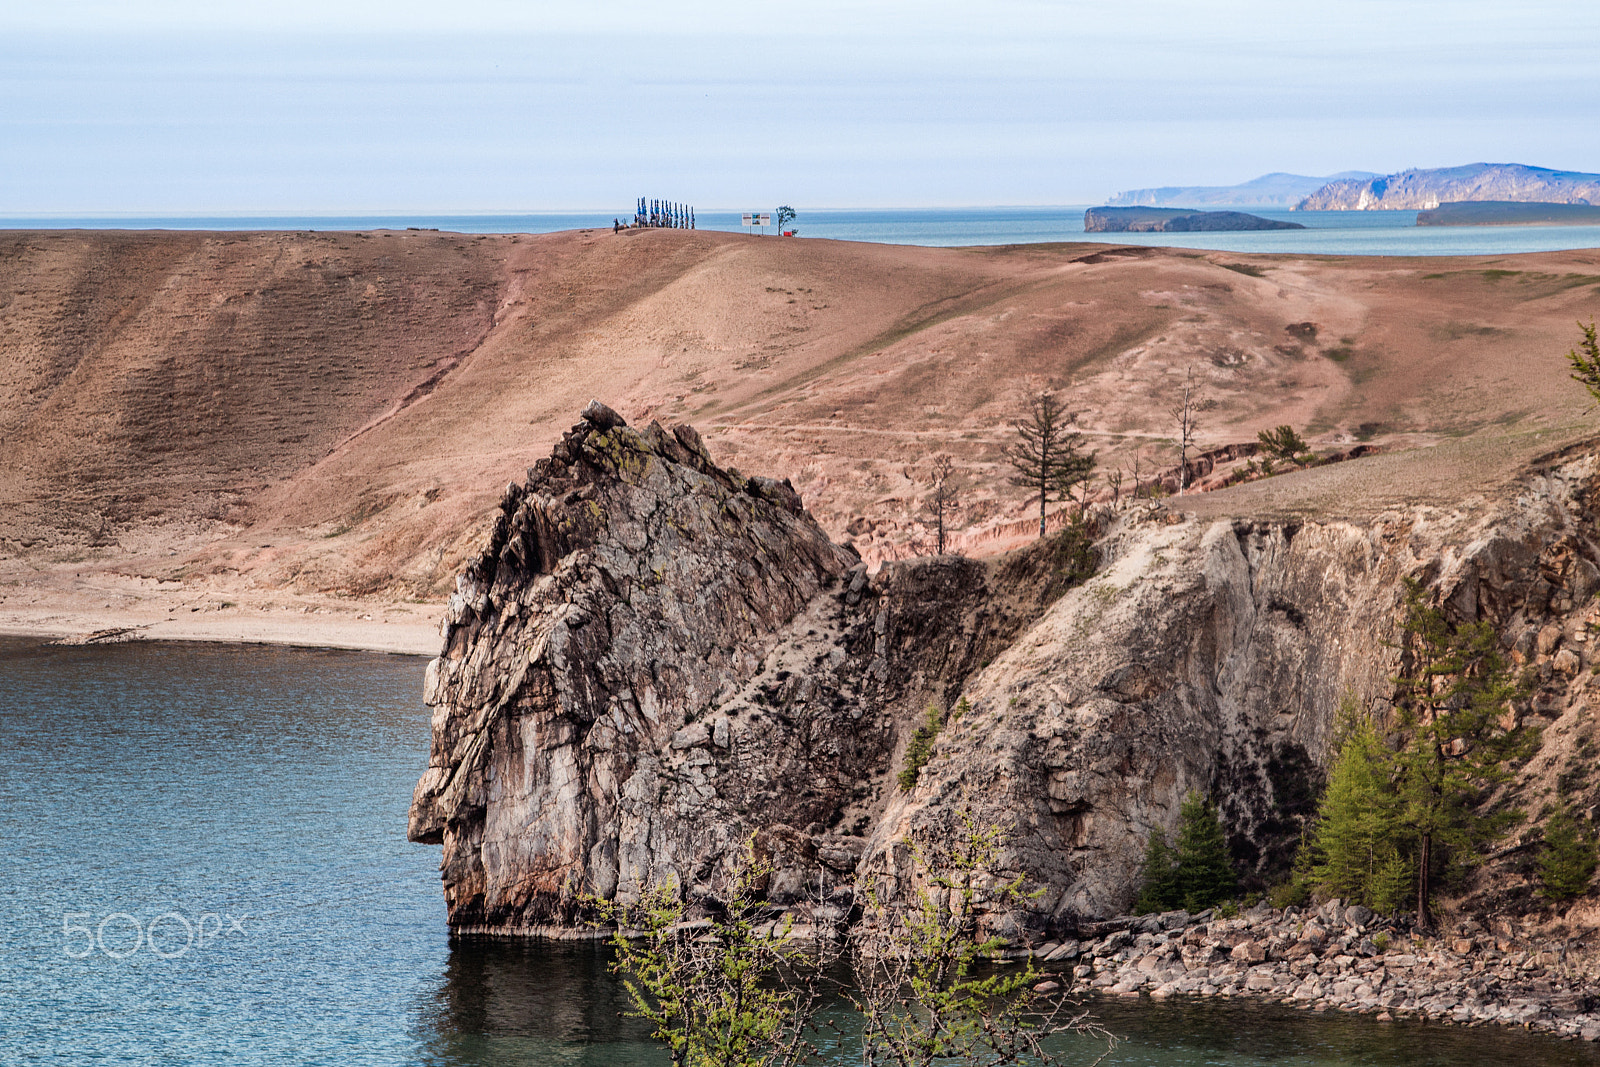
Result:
[4, 1, 1596, 214]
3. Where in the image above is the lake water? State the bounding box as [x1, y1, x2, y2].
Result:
[3, 207, 1599, 257]
[3, 635, 1599, 1065]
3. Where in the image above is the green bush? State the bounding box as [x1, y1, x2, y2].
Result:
[1269, 878, 1311, 910]
[1539, 805, 1599, 902]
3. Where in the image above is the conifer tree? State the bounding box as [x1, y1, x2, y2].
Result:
[1174, 792, 1237, 911]
[1310, 715, 1407, 908]
[1004, 391, 1095, 538]
[1392, 579, 1535, 929]
[1134, 829, 1181, 914]
[1564, 320, 1600, 408]
[1539, 805, 1599, 903]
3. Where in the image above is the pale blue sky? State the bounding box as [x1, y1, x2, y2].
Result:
[2, 0, 1594, 212]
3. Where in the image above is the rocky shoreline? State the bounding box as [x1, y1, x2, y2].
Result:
[1027, 899, 1600, 1043]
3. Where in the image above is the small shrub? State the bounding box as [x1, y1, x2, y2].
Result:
[1372, 931, 1390, 952]
[897, 705, 946, 791]
[1269, 878, 1311, 910]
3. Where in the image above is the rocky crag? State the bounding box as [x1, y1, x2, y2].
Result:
[412, 407, 1600, 959]
[1298, 163, 1600, 211]
[408, 402, 1075, 932]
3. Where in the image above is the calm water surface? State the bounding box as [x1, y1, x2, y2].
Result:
[3, 207, 1598, 256]
[3, 636, 1598, 1065]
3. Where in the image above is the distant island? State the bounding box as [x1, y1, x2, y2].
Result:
[1415, 201, 1600, 227]
[1298, 163, 1600, 210]
[1106, 171, 1377, 208]
[1084, 207, 1306, 233]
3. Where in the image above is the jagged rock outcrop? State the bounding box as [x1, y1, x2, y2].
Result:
[409, 402, 1071, 933]
[413, 408, 1600, 942]
[1298, 163, 1600, 211]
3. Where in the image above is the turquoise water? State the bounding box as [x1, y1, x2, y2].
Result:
[3, 636, 1599, 1065]
[3, 207, 1598, 256]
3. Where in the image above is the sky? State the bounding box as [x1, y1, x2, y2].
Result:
[2, 0, 1596, 213]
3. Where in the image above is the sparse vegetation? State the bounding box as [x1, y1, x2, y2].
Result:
[925, 453, 959, 555]
[587, 847, 829, 1067]
[1170, 368, 1201, 494]
[852, 815, 1113, 1066]
[592, 817, 1114, 1067]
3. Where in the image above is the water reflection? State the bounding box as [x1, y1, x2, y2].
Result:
[414, 938, 663, 1066]
[410, 937, 1600, 1067]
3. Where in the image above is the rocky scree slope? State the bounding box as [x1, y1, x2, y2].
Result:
[412, 409, 1600, 944]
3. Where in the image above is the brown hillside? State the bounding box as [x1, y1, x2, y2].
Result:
[2, 227, 1598, 643]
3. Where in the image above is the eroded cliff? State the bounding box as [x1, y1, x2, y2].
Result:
[412, 409, 1600, 942]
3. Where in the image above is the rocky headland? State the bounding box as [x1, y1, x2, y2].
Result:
[1084, 207, 1305, 232]
[411, 400, 1600, 1039]
[1298, 163, 1600, 211]
[1417, 201, 1600, 227]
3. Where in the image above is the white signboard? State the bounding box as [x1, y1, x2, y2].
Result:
[741, 213, 772, 227]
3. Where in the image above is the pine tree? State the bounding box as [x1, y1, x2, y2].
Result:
[1004, 391, 1095, 538]
[1310, 715, 1407, 908]
[1564, 320, 1600, 408]
[1174, 792, 1237, 911]
[1392, 579, 1536, 929]
[1134, 829, 1181, 914]
[1539, 805, 1599, 903]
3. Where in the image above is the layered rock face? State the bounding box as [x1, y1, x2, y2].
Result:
[413, 409, 1600, 941]
[409, 403, 1067, 932]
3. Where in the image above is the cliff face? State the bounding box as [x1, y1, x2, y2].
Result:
[1106, 172, 1377, 208]
[1298, 163, 1600, 211]
[409, 403, 1071, 932]
[413, 410, 1600, 940]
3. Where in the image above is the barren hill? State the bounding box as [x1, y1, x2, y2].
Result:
[2, 226, 1599, 644]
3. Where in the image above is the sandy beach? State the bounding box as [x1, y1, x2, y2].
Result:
[0, 559, 440, 655]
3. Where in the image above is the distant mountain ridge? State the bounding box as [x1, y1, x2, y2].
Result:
[1106, 171, 1378, 208]
[1298, 163, 1600, 210]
